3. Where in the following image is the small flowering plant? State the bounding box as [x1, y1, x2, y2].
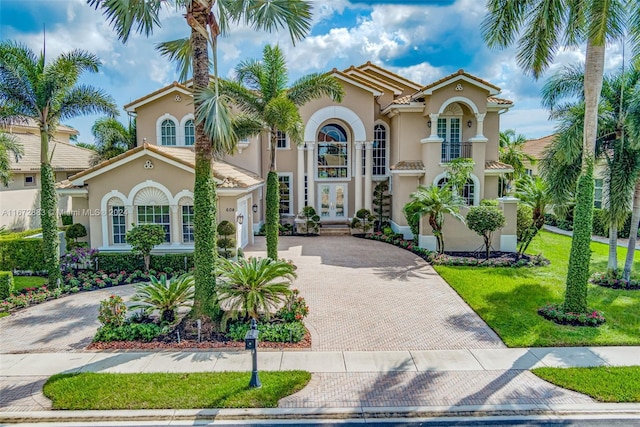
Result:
[590, 271, 639, 290]
[61, 247, 99, 272]
[538, 303, 606, 327]
[98, 295, 127, 326]
[276, 289, 309, 322]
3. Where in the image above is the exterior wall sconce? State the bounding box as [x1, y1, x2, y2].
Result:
[467, 120, 473, 128]
[237, 213, 244, 225]
[252, 203, 258, 213]
[427, 120, 432, 128]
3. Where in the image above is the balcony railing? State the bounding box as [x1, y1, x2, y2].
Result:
[441, 141, 472, 163]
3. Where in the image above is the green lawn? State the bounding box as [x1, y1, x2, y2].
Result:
[13, 275, 48, 292]
[434, 231, 640, 347]
[43, 371, 311, 410]
[533, 366, 640, 402]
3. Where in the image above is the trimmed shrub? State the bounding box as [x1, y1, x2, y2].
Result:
[95, 252, 195, 273]
[65, 223, 87, 250]
[60, 214, 73, 226]
[480, 199, 499, 207]
[93, 322, 163, 342]
[98, 295, 127, 327]
[0, 237, 47, 272]
[466, 205, 506, 260]
[126, 224, 166, 272]
[217, 220, 237, 259]
[226, 320, 306, 343]
[350, 208, 374, 234]
[0, 271, 14, 300]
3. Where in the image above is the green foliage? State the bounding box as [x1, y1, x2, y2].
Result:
[97, 295, 127, 327]
[296, 206, 320, 235]
[275, 288, 309, 322]
[217, 257, 296, 329]
[402, 202, 421, 243]
[130, 274, 195, 324]
[480, 199, 499, 207]
[564, 162, 595, 314]
[592, 208, 608, 237]
[444, 158, 474, 195]
[125, 224, 165, 272]
[95, 253, 195, 274]
[226, 320, 306, 343]
[41, 164, 61, 284]
[93, 322, 163, 342]
[60, 214, 73, 226]
[350, 208, 374, 234]
[0, 271, 14, 300]
[266, 171, 280, 259]
[466, 205, 506, 259]
[217, 220, 237, 258]
[65, 223, 87, 250]
[372, 181, 391, 231]
[0, 237, 47, 272]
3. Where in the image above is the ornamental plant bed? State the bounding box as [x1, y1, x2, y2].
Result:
[590, 272, 640, 290]
[538, 303, 606, 327]
[88, 316, 312, 350]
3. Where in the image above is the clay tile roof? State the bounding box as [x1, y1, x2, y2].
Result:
[389, 94, 414, 105]
[123, 81, 191, 110]
[10, 132, 93, 172]
[390, 160, 425, 171]
[420, 69, 501, 92]
[485, 160, 514, 171]
[69, 143, 263, 189]
[523, 134, 556, 159]
[487, 96, 513, 105]
[56, 179, 84, 190]
[357, 61, 422, 88]
[330, 69, 385, 93]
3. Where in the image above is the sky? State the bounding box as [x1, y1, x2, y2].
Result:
[0, 0, 629, 144]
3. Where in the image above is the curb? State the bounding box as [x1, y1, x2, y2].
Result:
[2, 403, 640, 423]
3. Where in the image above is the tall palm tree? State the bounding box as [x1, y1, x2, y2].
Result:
[88, 0, 312, 319]
[0, 130, 23, 187]
[540, 66, 640, 274]
[515, 175, 551, 258]
[404, 185, 465, 254]
[482, 0, 640, 314]
[0, 41, 117, 284]
[499, 129, 535, 194]
[215, 44, 344, 260]
[90, 117, 136, 166]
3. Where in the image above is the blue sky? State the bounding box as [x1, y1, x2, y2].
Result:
[0, 0, 627, 143]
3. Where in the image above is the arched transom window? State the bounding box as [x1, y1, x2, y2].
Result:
[317, 124, 348, 179]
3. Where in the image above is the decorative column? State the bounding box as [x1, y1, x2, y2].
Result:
[471, 112, 488, 142]
[170, 205, 180, 245]
[354, 142, 364, 212]
[306, 142, 315, 209]
[125, 205, 134, 230]
[364, 141, 373, 211]
[297, 145, 305, 213]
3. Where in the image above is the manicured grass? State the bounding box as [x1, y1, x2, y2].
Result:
[434, 231, 640, 347]
[13, 275, 47, 291]
[43, 371, 311, 410]
[532, 366, 640, 402]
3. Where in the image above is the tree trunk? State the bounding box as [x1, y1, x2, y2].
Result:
[563, 40, 604, 314]
[191, 1, 220, 320]
[608, 221, 618, 273]
[623, 180, 640, 281]
[265, 130, 279, 259]
[40, 124, 60, 285]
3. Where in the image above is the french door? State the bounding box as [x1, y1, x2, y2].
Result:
[318, 183, 347, 220]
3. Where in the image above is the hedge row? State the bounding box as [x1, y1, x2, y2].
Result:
[0, 271, 14, 300]
[0, 238, 47, 272]
[546, 209, 640, 239]
[95, 252, 195, 273]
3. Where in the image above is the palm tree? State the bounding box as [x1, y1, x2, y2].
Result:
[0, 130, 23, 187]
[88, 0, 312, 319]
[215, 44, 344, 260]
[482, 0, 640, 314]
[130, 274, 195, 323]
[515, 175, 551, 258]
[499, 129, 535, 195]
[404, 185, 465, 254]
[90, 117, 136, 166]
[0, 41, 117, 284]
[217, 257, 296, 329]
[540, 66, 640, 274]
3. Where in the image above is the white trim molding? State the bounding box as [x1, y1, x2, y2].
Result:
[390, 220, 413, 240]
[156, 113, 179, 146]
[500, 234, 517, 253]
[304, 106, 367, 142]
[419, 235, 437, 251]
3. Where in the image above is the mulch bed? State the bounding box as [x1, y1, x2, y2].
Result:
[87, 316, 312, 351]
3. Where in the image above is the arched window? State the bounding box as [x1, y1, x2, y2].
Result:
[107, 198, 126, 245]
[365, 123, 388, 176]
[437, 177, 476, 206]
[184, 119, 194, 146]
[161, 119, 176, 146]
[317, 124, 348, 179]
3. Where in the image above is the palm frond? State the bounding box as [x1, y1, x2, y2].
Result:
[481, 0, 529, 49]
[56, 85, 118, 122]
[288, 72, 345, 106]
[195, 89, 238, 156]
[87, 0, 164, 43]
[156, 38, 195, 83]
[541, 63, 586, 110]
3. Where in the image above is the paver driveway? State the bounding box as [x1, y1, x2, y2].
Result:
[244, 236, 505, 351]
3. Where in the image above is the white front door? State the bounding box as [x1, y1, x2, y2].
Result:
[318, 183, 347, 220]
[237, 198, 249, 248]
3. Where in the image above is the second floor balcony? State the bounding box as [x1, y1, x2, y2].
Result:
[441, 141, 472, 163]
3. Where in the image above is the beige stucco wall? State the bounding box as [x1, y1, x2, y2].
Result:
[134, 91, 195, 147]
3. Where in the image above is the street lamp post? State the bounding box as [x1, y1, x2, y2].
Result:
[244, 318, 261, 388]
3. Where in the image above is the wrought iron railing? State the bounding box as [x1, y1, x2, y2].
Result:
[441, 141, 472, 163]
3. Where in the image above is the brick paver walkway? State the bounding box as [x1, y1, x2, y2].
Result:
[245, 236, 505, 351]
[0, 285, 136, 353]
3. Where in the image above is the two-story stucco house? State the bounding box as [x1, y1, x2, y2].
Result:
[1, 119, 93, 231]
[58, 62, 517, 253]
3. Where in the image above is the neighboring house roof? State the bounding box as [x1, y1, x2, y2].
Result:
[418, 69, 501, 96]
[9, 131, 93, 172]
[523, 134, 556, 160]
[484, 160, 515, 174]
[2, 118, 78, 135]
[66, 143, 263, 190]
[124, 81, 193, 112]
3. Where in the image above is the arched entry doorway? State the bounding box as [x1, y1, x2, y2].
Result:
[317, 123, 348, 220]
